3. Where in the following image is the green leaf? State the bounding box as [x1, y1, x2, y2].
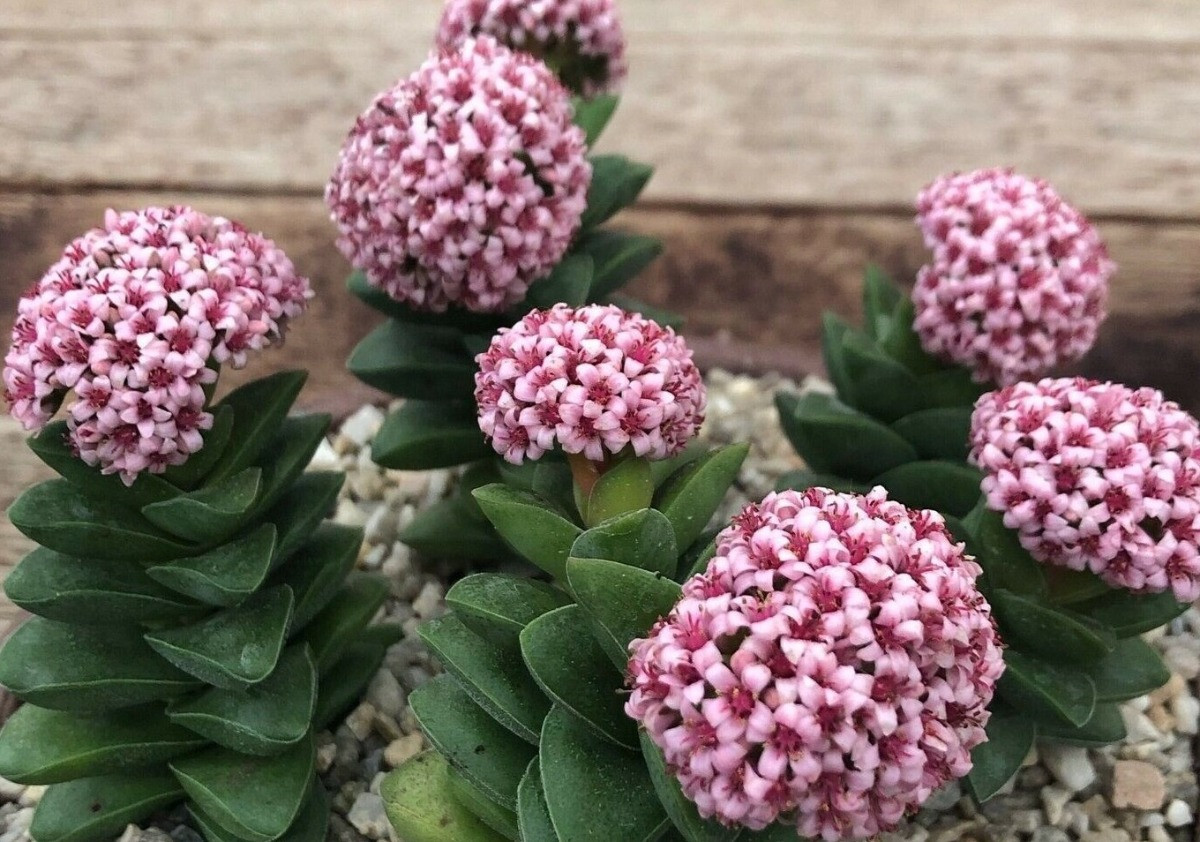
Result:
[27, 420, 178, 509]
[8, 479, 196, 563]
[266, 471, 345, 564]
[448, 767, 521, 841]
[400, 494, 509, 562]
[773, 469, 870, 496]
[566, 557, 681, 670]
[312, 641, 389, 732]
[348, 271, 506, 333]
[6, 547, 202, 624]
[998, 650, 1096, 728]
[270, 523, 363, 631]
[581, 155, 654, 230]
[517, 759, 558, 842]
[421, 614, 550, 744]
[1035, 703, 1126, 746]
[206, 370, 307, 485]
[146, 524, 277, 608]
[840, 330, 925, 421]
[373, 400, 492, 470]
[679, 533, 719, 581]
[639, 732, 739, 842]
[295, 574, 389, 671]
[653, 443, 748, 551]
[171, 733, 315, 842]
[583, 458, 654, 527]
[820, 312, 853, 398]
[167, 645, 316, 756]
[381, 752, 509, 842]
[571, 508, 677, 578]
[0, 704, 204, 785]
[601, 294, 684, 330]
[446, 573, 572, 649]
[473, 485, 582, 580]
[990, 589, 1115, 664]
[1042, 567, 1113, 606]
[890, 407, 973, 461]
[573, 94, 619, 145]
[163, 404, 236, 490]
[775, 391, 917, 481]
[539, 705, 668, 842]
[410, 675, 536, 811]
[348, 319, 476, 400]
[1086, 637, 1170, 702]
[0, 618, 198, 710]
[250, 413, 332, 515]
[964, 712, 1035, 802]
[1073, 588, 1190, 638]
[878, 297, 944, 377]
[526, 254, 595, 310]
[191, 781, 330, 842]
[520, 606, 635, 749]
[862, 265, 902, 340]
[146, 586, 294, 690]
[872, 459, 982, 517]
[30, 772, 183, 842]
[918, 367, 988, 409]
[141, 467, 262, 543]
[577, 231, 663, 299]
[963, 504, 1046, 598]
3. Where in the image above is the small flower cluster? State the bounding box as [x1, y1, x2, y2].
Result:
[971, 377, 1200, 601]
[475, 304, 705, 463]
[3, 206, 310, 482]
[627, 488, 1003, 840]
[326, 36, 591, 314]
[913, 168, 1113, 385]
[436, 0, 628, 97]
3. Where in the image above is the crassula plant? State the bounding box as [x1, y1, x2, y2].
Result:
[0, 207, 397, 842]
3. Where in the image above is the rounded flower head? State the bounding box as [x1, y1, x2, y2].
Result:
[913, 168, 1113, 386]
[436, 0, 627, 97]
[475, 304, 705, 464]
[971, 377, 1200, 601]
[627, 488, 1003, 841]
[3, 206, 311, 483]
[325, 36, 591, 314]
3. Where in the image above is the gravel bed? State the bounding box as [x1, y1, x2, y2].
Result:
[0, 371, 1195, 842]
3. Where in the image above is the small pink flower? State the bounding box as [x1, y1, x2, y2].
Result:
[475, 304, 705, 463]
[436, 0, 628, 97]
[326, 36, 591, 314]
[913, 169, 1113, 385]
[627, 488, 1003, 840]
[971, 377, 1200, 601]
[2, 206, 311, 484]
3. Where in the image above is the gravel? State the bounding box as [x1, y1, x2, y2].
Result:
[0, 371, 1196, 842]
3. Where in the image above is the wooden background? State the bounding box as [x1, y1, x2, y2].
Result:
[3, 0, 1200, 621]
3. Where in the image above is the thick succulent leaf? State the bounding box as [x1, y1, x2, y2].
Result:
[30, 772, 184, 842]
[347, 271, 506, 333]
[679, 533, 719, 581]
[601, 294, 684, 330]
[539, 705, 668, 842]
[191, 781, 329, 842]
[266, 471, 345, 564]
[145, 586, 294, 690]
[410, 675, 536, 811]
[373, 400, 492, 470]
[997, 650, 1096, 728]
[576, 230, 663, 299]
[877, 297, 944, 377]
[473, 485, 582, 579]
[249, 414, 332, 515]
[526, 254, 595, 310]
[565, 557, 682, 670]
[773, 469, 870, 496]
[820, 312, 853, 398]
[872, 459, 983, 518]
[141, 467, 262, 543]
[1041, 567, 1113, 606]
[400, 494, 510, 562]
[446, 573, 572, 649]
[917, 367, 988, 409]
[990, 589, 1115, 663]
[1086, 637, 1171, 702]
[270, 523, 363, 631]
[206, 370, 307, 485]
[571, 509, 677, 578]
[962, 505, 1046, 598]
[171, 733, 315, 842]
[313, 641, 390, 731]
[965, 711, 1036, 802]
[861, 265, 902, 340]
[167, 645, 316, 756]
[572, 94, 619, 145]
[517, 759, 558, 842]
[295, 574, 389, 671]
[775, 391, 917, 481]
[0, 618, 198, 710]
[448, 767, 521, 841]
[839, 330, 925, 421]
[583, 458, 654, 527]
[347, 320, 476, 400]
[1035, 702, 1126, 746]
[164, 404, 236, 490]
[581, 155, 654, 230]
[146, 523, 277, 607]
[520, 606, 635, 748]
[1073, 588, 1190, 638]
[639, 732, 740, 842]
[8, 478, 196, 563]
[653, 443, 749, 551]
[381, 752, 509, 842]
[647, 444, 705, 489]
[890, 406, 973, 461]
[421, 614, 549, 744]
[0, 704, 204, 785]
[6, 547, 202, 624]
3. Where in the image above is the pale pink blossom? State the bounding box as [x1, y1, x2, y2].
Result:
[971, 377, 1200, 601]
[913, 169, 1113, 385]
[627, 488, 1003, 840]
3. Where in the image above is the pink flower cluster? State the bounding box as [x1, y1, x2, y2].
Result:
[436, 0, 628, 97]
[475, 304, 705, 464]
[971, 377, 1200, 601]
[3, 207, 310, 483]
[627, 488, 1003, 841]
[326, 36, 591, 314]
[913, 168, 1113, 385]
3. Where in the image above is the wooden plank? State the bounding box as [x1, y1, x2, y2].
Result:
[3, 1, 1200, 215]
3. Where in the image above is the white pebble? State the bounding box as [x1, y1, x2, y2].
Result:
[364, 505, 398, 547]
[1169, 693, 1199, 735]
[0, 777, 24, 802]
[340, 405, 385, 449]
[366, 669, 405, 717]
[347, 792, 389, 839]
[384, 733, 425, 768]
[412, 581, 444, 620]
[345, 702, 376, 742]
[1164, 799, 1192, 827]
[307, 437, 339, 472]
[1041, 744, 1095, 793]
